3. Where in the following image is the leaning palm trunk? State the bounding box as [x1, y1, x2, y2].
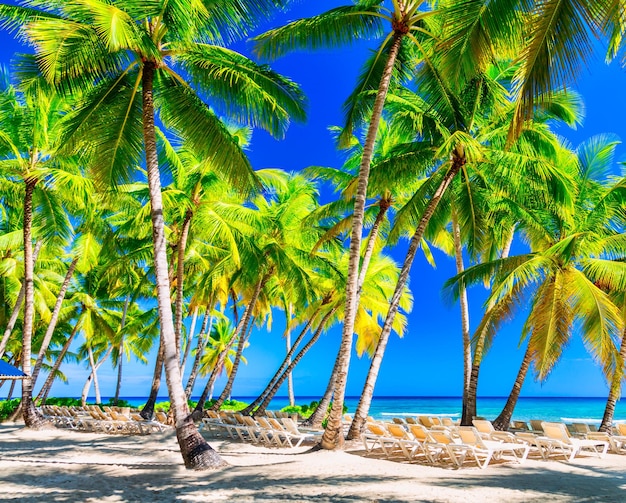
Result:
[462, 229, 515, 424]
[211, 313, 257, 411]
[0, 241, 42, 359]
[22, 177, 45, 428]
[113, 295, 131, 405]
[174, 209, 193, 362]
[357, 199, 391, 291]
[347, 151, 465, 440]
[492, 343, 533, 431]
[451, 207, 472, 426]
[254, 307, 337, 417]
[286, 320, 295, 406]
[140, 337, 165, 419]
[599, 326, 626, 432]
[181, 305, 199, 374]
[302, 350, 341, 429]
[241, 309, 320, 415]
[31, 255, 79, 388]
[37, 311, 83, 403]
[81, 346, 112, 405]
[142, 62, 224, 469]
[322, 33, 405, 450]
[184, 307, 211, 399]
[210, 272, 270, 411]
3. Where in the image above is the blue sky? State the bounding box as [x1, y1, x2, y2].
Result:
[2, 1, 626, 402]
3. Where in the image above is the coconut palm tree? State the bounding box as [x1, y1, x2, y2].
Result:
[0, 0, 306, 468]
[254, 0, 440, 449]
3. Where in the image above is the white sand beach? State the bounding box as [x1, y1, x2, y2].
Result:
[1, 423, 625, 502]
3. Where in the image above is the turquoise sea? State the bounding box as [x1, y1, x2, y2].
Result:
[117, 395, 626, 425]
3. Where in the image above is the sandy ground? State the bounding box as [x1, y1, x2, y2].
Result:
[1, 423, 625, 502]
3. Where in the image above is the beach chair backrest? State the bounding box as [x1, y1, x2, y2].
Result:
[405, 417, 417, 425]
[512, 420, 529, 431]
[529, 419, 544, 432]
[408, 424, 429, 442]
[616, 423, 626, 436]
[418, 416, 434, 428]
[392, 417, 405, 425]
[386, 423, 409, 440]
[268, 417, 286, 432]
[428, 429, 455, 445]
[281, 418, 300, 435]
[472, 419, 494, 435]
[541, 422, 569, 441]
[441, 417, 454, 427]
[572, 423, 590, 435]
[256, 417, 272, 430]
[457, 426, 481, 446]
[366, 423, 387, 436]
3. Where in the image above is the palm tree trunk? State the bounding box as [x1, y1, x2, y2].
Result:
[31, 256, 79, 388]
[492, 343, 533, 431]
[142, 61, 224, 469]
[451, 205, 472, 426]
[600, 326, 626, 432]
[210, 272, 270, 411]
[81, 345, 98, 405]
[357, 198, 391, 291]
[463, 228, 515, 424]
[113, 294, 130, 405]
[254, 307, 337, 417]
[286, 309, 295, 407]
[241, 306, 321, 415]
[346, 150, 465, 441]
[0, 241, 42, 359]
[302, 342, 342, 429]
[181, 305, 199, 374]
[37, 312, 82, 403]
[322, 32, 405, 451]
[175, 209, 193, 363]
[140, 336, 165, 419]
[22, 176, 45, 428]
[185, 307, 211, 399]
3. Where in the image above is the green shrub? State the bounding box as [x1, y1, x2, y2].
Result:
[41, 397, 82, 407]
[0, 399, 20, 421]
[205, 399, 248, 411]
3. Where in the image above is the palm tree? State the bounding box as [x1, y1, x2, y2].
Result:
[254, 0, 440, 449]
[0, 0, 306, 468]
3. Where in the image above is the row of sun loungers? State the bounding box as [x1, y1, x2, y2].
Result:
[40, 405, 170, 435]
[361, 418, 612, 469]
[199, 410, 322, 448]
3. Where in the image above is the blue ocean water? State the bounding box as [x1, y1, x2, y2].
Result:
[116, 395, 626, 424]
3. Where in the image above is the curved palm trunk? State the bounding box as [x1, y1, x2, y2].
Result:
[37, 311, 83, 403]
[286, 314, 295, 407]
[241, 307, 320, 415]
[113, 295, 131, 405]
[22, 177, 45, 428]
[451, 206, 472, 426]
[346, 151, 465, 440]
[181, 305, 199, 374]
[140, 337, 165, 419]
[302, 350, 341, 429]
[0, 241, 42, 359]
[322, 32, 405, 450]
[600, 326, 626, 432]
[492, 343, 533, 431]
[31, 256, 79, 388]
[210, 273, 270, 411]
[82, 346, 112, 405]
[357, 199, 391, 291]
[185, 307, 211, 399]
[254, 307, 337, 417]
[142, 62, 224, 469]
[174, 209, 193, 363]
[463, 229, 515, 424]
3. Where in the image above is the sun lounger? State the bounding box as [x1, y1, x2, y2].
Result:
[361, 422, 399, 457]
[384, 423, 427, 461]
[540, 422, 608, 462]
[473, 419, 523, 444]
[457, 426, 530, 469]
[425, 428, 470, 468]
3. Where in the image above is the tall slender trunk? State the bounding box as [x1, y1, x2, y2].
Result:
[22, 176, 45, 428]
[142, 62, 224, 469]
[492, 343, 533, 431]
[6, 379, 16, 400]
[302, 343, 342, 429]
[181, 305, 199, 374]
[81, 345, 111, 405]
[600, 326, 626, 432]
[37, 313, 82, 403]
[113, 295, 131, 405]
[0, 241, 42, 359]
[286, 308, 295, 407]
[185, 307, 211, 399]
[211, 314, 255, 411]
[140, 336, 165, 419]
[346, 151, 465, 440]
[451, 205, 472, 426]
[255, 307, 337, 417]
[174, 209, 193, 362]
[322, 32, 405, 450]
[241, 306, 321, 415]
[463, 229, 515, 424]
[357, 199, 391, 291]
[31, 256, 79, 388]
[210, 273, 270, 411]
